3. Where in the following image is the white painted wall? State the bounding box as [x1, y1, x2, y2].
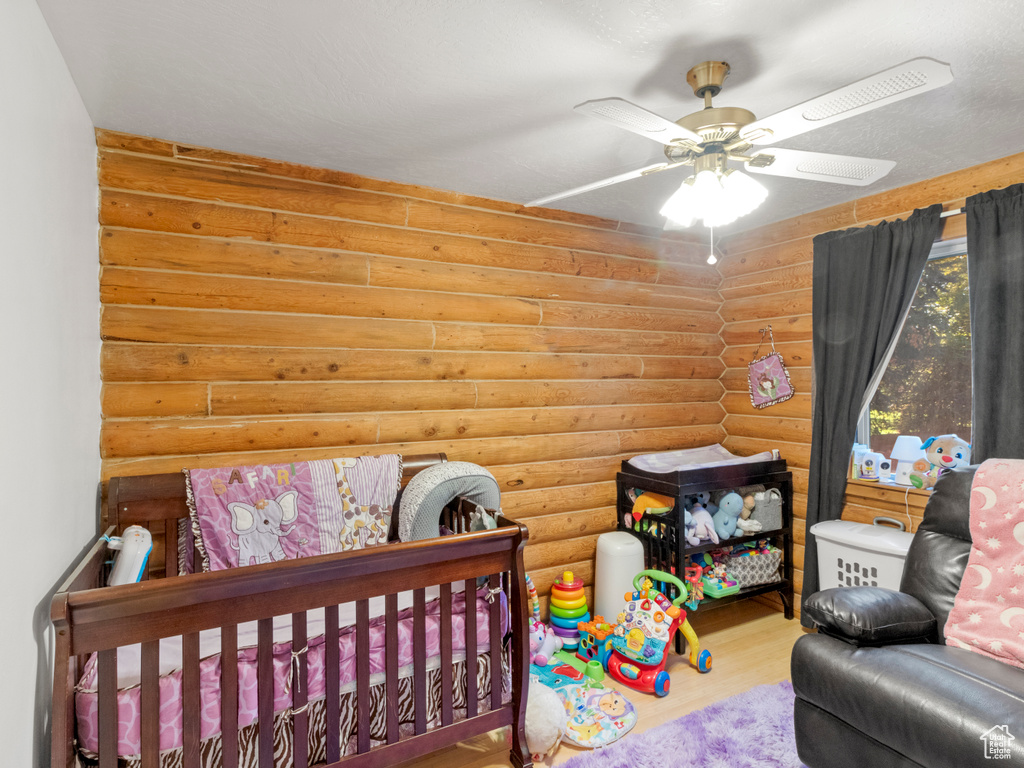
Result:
[0, 1, 100, 765]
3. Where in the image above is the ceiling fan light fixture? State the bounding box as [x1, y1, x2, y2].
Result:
[722, 168, 769, 212]
[661, 167, 768, 229]
[658, 176, 698, 227]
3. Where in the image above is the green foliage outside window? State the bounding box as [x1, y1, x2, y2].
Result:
[869, 253, 972, 458]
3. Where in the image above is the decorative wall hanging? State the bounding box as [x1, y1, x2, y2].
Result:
[748, 325, 795, 409]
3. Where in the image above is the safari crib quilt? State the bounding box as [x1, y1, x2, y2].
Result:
[185, 456, 401, 572]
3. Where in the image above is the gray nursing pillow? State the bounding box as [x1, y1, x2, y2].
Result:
[397, 461, 501, 542]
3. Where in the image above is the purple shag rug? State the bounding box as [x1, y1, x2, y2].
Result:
[557, 681, 804, 768]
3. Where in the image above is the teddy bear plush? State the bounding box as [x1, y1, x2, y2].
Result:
[909, 434, 972, 489]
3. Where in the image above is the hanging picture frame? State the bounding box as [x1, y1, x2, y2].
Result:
[748, 325, 795, 409]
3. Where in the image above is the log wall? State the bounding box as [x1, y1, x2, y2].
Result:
[96, 129, 726, 605]
[720, 150, 1024, 615]
[96, 127, 1024, 620]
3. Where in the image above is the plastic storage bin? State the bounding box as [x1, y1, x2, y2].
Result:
[811, 519, 915, 590]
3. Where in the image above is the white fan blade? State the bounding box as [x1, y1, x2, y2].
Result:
[745, 148, 896, 186]
[574, 98, 702, 147]
[525, 162, 687, 207]
[740, 58, 953, 146]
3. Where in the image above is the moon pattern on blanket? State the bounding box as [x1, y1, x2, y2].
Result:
[1014, 522, 1024, 546]
[969, 564, 993, 589]
[1000, 607, 1024, 628]
[973, 486, 998, 511]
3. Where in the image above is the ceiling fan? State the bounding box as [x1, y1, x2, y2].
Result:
[526, 58, 953, 227]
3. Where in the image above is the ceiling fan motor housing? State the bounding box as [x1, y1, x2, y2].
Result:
[665, 105, 757, 163]
[686, 60, 731, 98]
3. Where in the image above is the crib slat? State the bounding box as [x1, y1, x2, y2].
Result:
[413, 588, 427, 735]
[488, 574, 502, 712]
[140, 641, 160, 768]
[291, 611, 309, 768]
[356, 599, 371, 754]
[385, 593, 399, 744]
[221, 624, 239, 768]
[183, 632, 201, 768]
[440, 582, 453, 727]
[165, 518, 179, 578]
[257, 618, 274, 768]
[97, 648, 117, 768]
[325, 604, 341, 763]
[465, 579, 477, 718]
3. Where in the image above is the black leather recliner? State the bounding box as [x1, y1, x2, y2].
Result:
[793, 466, 1024, 767]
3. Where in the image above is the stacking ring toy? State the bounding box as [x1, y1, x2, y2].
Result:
[550, 602, 589, 619]
[550, 594, 587, 611]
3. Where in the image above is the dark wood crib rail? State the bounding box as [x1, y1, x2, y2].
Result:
[51, 455, 531, 768]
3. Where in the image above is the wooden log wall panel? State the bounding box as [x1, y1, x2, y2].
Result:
[501, 483, 617, 520]
[100, 266, 544, 326]
[103, 383, 209, 418]
[476, 380, 725, 409]
[100, 190, 681, 285]
[521, 507, 618, 544]
[641, 356, 726, 380]
[101, 344, 647, 383]
[96, 131, 725, 605]
[101, 229, 372, 286]
[210, 381, 479, 416]
[719, 149, 1024, 618]
[368, 252, 719, 312]
[95, 129, 703, 241]
[491, 456, 625, 492]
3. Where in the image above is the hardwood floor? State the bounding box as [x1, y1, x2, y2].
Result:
[398, 601, 809, 768]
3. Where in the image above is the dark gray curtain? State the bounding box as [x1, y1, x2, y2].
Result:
[801, 205, 943, 623]
[967, 183, 1024, 462]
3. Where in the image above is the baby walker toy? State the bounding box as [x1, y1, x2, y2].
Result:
[604, 569, 711, 697]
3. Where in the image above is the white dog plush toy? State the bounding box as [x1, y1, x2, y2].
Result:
[525, 678, 567, 762]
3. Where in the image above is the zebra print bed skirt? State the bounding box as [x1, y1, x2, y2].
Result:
[79, 649, 510, 768]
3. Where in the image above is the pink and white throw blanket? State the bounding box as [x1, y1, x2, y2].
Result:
[945, 459, 1024, 667]
[186, 456, 402, 571]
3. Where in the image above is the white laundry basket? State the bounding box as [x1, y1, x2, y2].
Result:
[811, 518, 915, 590]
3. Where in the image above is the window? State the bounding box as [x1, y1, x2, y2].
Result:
[857, 237, 971, 458]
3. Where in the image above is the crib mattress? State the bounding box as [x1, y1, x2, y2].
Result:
[75, 584, 507, 758]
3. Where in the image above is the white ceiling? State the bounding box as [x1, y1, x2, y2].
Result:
[37, 0, 1024, 233]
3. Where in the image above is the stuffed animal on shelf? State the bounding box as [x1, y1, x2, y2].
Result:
[735, 492, 763, 534]
[687, 503, 719, 544]
[631, 491, 675, 522]
[712, 492, 744, 540]
[525, 678, 568, 762]
[909, 434, 972, 489]
[529, 618, 563, 667]
[683, 508, 700, 546]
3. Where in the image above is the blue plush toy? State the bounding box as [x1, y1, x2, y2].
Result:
[712, 492, 744, 540]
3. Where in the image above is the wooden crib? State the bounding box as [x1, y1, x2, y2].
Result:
[51, 454, 531, 768]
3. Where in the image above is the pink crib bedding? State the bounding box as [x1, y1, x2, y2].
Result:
[75, 584, 507, 757]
